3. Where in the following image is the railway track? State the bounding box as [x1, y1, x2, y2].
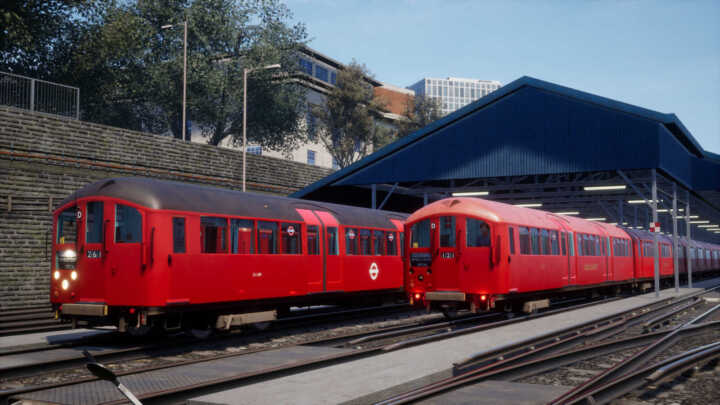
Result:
[373, 284, 720, 404]
[0, 293, 679, 405]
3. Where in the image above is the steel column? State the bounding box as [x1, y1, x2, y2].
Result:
[371, 184, 377, 209]
[651, 169, 660, 297]
[619, 200, 623, 225]
[672, 183, 679, 292]
[423, 193, 428, 206]
[686, 191, 692, 288]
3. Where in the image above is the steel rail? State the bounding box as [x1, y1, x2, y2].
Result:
[642, 299, 706, 332]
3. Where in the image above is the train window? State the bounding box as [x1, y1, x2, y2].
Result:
[594, 236, 601, 257]
[373, 230, 385, 255]
[400, 232, 405, 257]
[386, 232, 397, 256]
[307, 225, 319, 255]
[281, 223, 301, 254]
[540, 229, 549, 255]
[643, 241, 655, 257]
[201, 217, 227, 253]
[173, 218, 186, 253]
[508, 227, 515, 254]
[57, 206, 78, 244]
[327, 227, 339, 255]
[561, 232, 566, 256]
[231, 219, 254, 254]
[551, 231, 560, 255]
[439, 216, 456, 247]
[359, 229, 372, 255]
[569, 232, 575, 256]
[346, 228, 358, 255]
[257, 221, 278, 254]
[410, 219, 431, 248]
[466, 218, 491, 248]
[86, 202, 104, 243]
[116, 204, 142, 243]
[518, 227, 531, 254]
[530, 228, 540, 255]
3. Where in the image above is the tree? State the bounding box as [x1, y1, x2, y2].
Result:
[396, 93, 443, 138]
[312, 61, 390, 169]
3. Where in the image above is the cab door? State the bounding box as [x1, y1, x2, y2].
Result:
[432, 216, 461, 290]
[76, 200, 107, 302]
[105, 202, 145, 306]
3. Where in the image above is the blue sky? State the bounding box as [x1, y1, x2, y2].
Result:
[287, 0, 720, 154]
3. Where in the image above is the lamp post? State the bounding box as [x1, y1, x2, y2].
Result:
[242, 64, 281, 192]
[161, 19, 188, 142]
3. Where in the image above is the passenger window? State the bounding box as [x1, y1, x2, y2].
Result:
[327, 227, 339, 255]
[57, 206, 78, 244]
[201, 217, 227, 253]
[281, 223, 301, 254]
[551, 231, 559, 255]
[400, 232, 405, 257]
[466, 218, 491, 247]
[561, 232, 566, 256]
[519, 227, 531, 254]
[346, 228, 358, 255]
[307, 225, 319, 255]
[258, 221, 278, 254]
[373, 230, 385, 255]
[410, 219, 431, 248]
[439, 216, 456, 247]
[231, 219, 254, 254]
[386, 231, 397, 256]
[540, 229, 550, 255]
[116, 204, 142, 243]
[569, 232, 575, 256]
[359, 229, 372, 255]
[530, 228, 540, 255]
[508, 227, 515, 254]
[173, 217, 186, 253]
[86, 202, 104, 243]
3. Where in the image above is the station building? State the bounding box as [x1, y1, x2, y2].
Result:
[293, 76, 720, 244]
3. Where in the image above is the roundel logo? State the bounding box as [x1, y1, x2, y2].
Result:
[348, 230, 356, 239]
[287, 225, 295, 236]
[76, 210, 82, 219]
[369, 262, 379, 280]
[388, 233, 394, 241]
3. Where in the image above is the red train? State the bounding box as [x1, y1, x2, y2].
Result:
[405, 197, 720, 315]
[51, 178, 407, 334]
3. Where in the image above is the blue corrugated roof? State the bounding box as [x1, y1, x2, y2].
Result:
[292, 76, 719, 198]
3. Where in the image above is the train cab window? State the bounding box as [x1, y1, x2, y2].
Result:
[173, 218, 186, 253]
[86, 202, 104, 243]
[327, 227, 339, 255]
[508, 227, 515, 254]
[257, 221, 278, 254]
[530, 228, 540, 255]
[518, 227, 530, 255]
[231, 219, 254, 254]
[57, 206, 78, 244]
[359, 229, 372, 255]
[201, 217, 227, 253]
[281, 223, 301, 254]
[410, 219, 431, 248]
[466, 218, 490, 247]
[386, 232, 397, 256]
[439, 216, 456, 247]
[373, 230, 385, 255]
[307, 225, 320, 255]
[540, 229, 550, 255]
[551, 231, 560, 255]
[116, 204, 142, 243]
[346, 228, 358, 255]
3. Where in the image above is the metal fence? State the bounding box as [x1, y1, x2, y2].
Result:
[0, 71, 80, 119]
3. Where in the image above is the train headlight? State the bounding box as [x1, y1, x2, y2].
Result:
[61, 279, 69, 290]
[62, 250, 77, 259]
[71, 271, 77, 281]
[57, 249, 77, 270]
[54, 271, 60, 280]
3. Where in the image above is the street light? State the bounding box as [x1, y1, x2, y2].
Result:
[161, 20, 188, 142]
[242, 64, 281, 192]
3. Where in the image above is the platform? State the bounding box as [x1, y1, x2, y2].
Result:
[0, 328, 113, 351]
[188, 282, 715, 405]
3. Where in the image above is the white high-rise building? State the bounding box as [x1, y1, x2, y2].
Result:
[407, 77, 502, 116]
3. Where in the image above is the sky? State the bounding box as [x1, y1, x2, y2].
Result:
[286, 0, 720, 154]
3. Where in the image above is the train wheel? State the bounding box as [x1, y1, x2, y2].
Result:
[127, 325, 153, 337]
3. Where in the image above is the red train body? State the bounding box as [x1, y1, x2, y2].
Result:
[404, 198, 720, 314]
[51, 178, 407, 333]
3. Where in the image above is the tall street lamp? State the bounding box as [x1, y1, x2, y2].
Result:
[161, 19, 188, 142]
[242, 64, 281, 192]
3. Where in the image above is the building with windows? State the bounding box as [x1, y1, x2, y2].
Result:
[407, 77, 502, 116]
[191, 45, 412, 170]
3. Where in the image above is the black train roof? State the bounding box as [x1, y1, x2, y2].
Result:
[59, 178, 407, 229]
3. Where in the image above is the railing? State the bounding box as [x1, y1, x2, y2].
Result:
[0, 72, 79, 119]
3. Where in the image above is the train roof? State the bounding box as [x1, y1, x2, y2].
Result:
[58, 178, 407, 229]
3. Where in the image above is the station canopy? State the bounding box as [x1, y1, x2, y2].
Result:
[292, 77, 720, 243]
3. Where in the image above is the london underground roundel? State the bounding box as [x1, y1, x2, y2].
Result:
[369, 262, 379, 280]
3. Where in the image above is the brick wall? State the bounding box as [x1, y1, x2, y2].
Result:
[0, 106, 332, 308]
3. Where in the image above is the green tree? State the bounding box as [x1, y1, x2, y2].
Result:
[396, 93, 443, 138]
[312, 61, 389, 169]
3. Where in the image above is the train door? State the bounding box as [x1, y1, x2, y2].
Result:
[432, 216, 461, 290]
[295, 209, 323, 293]
[567, 232, 578, 284]
[105, 202, 145, 305]
[313, 210, 341, 291]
